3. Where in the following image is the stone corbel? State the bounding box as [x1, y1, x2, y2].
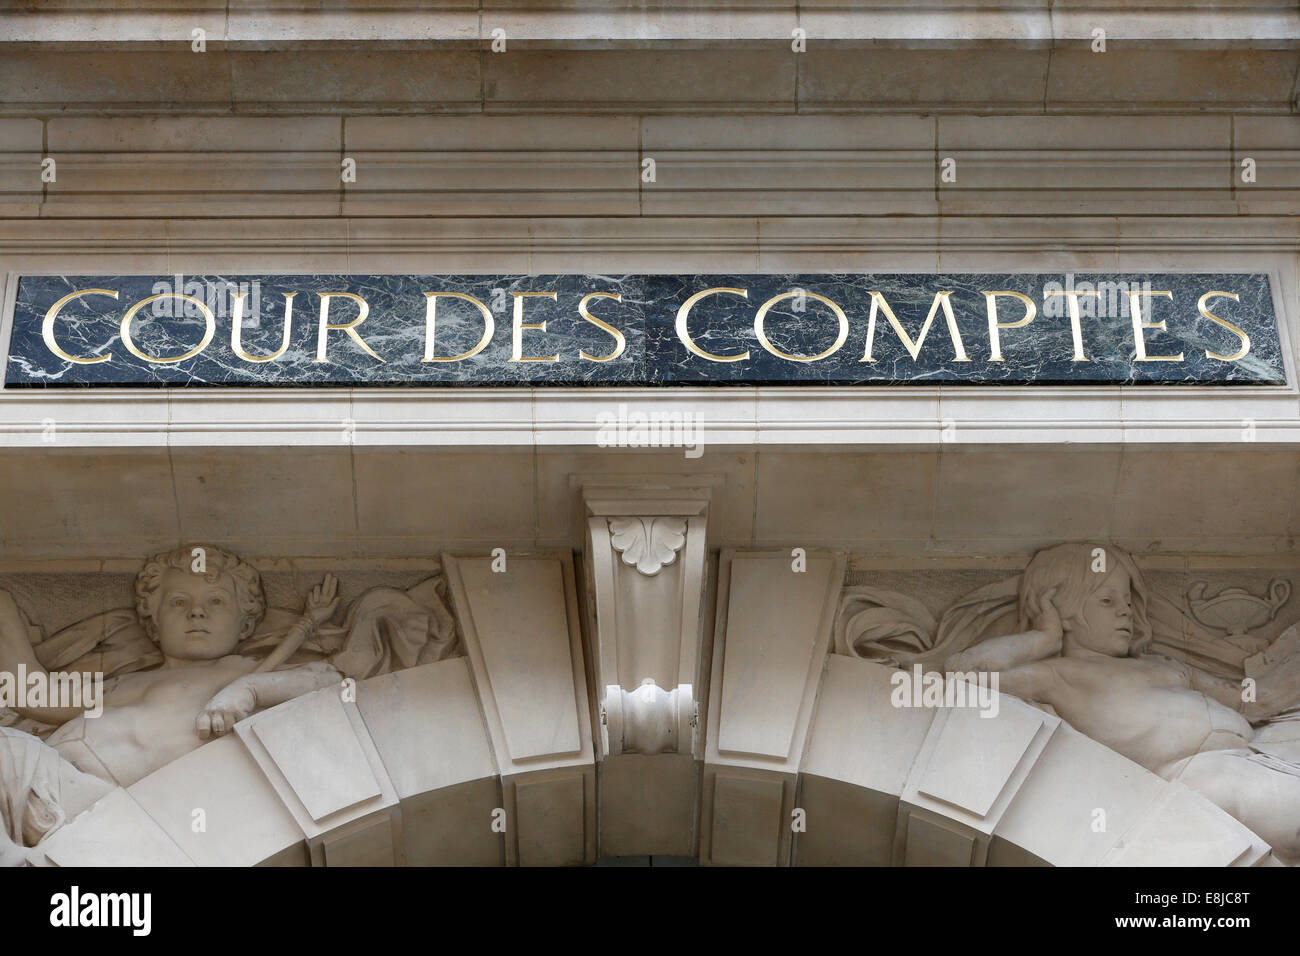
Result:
[581, 481, 711, 760]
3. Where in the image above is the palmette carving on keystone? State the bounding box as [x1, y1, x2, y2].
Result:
[836, 542, 1300, 864]
[608, 517, 687, 576]
[0, 545, 460, 865]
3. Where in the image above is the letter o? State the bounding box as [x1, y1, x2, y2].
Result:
[754, 291, 848, 362]
[120, 294, 215, 363]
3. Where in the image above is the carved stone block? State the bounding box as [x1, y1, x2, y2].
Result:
[128, 734, 308, 867]
[36, 788, 193, 868]
[355, 658, 502, 866]
[1102, 783, 1271, 867]
[701, 549, 845, 866]
[442, 551, 596, 866]
[235, 686, 403, 867]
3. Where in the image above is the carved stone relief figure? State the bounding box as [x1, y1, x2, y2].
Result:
[836, 542, 1300, 863]
[0, 545, 460, 864]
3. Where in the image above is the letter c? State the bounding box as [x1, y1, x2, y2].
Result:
[675, 287, 750, 362]
[42, 288, 118, 364]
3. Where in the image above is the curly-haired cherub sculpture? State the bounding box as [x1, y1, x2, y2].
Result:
[0, 545, 342, 790]
[945, 542, 1300, 862]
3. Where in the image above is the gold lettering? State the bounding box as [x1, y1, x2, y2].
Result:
[121, 294, 214, 364]
[1043, 290, 1100, 361]
[1128, 290, 1181, 362]
[861, 291, 970, 363]
[983, 291, 1036, 362]
[422, 292, 494, 362]
[675, 287, 750, 362]
[510, 291, 559, 362]
[1197, 291, 1250, 362]
[231, 292, 294, 363]
[577, 292, 626, 362]
[42, 288, 117, 364]
[754, 291, 848, 362]
[314, 292, 384, 364]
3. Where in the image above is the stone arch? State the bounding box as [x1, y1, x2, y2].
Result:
[33, 548, 1281, 867]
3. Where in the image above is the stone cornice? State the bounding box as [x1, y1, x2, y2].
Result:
[0, 46, 1295, 116]
[0, 216, 1297, 251]
[3, 3, 1299, 48]
[1, 386, 1300, 449]
[1, 114, 1298, 218]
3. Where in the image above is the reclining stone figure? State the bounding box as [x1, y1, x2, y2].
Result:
[838, 542, 1300, 863]
[0, 545, 458, 864]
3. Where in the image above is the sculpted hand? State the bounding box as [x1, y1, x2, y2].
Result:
[304, 573, 340, 627]
[197, 680, 257, 739]
[1029, 587, 1064, 647]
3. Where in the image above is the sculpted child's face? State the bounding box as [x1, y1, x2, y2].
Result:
[1065, 565, 1134, 657]
[155, 568, 244, 661]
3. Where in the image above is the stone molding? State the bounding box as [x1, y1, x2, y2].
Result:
[0, 46, 1296, 116]
[0, 215, 1296, 251]
[0, 221, 1297, 449]
[3, 3, 1298, 48]
[1, 114, 1299, 219]
[6, 389, 1300, 447]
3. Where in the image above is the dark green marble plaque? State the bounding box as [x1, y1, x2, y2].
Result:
[4, 273, 1285, 387]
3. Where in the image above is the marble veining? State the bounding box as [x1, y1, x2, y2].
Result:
[4, 273, 1286, 387]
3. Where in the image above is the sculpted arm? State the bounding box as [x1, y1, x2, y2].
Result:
[244, 661, 343, 709]
[1176, 626, 1300, 722]
[1203, 625, 1300, 721]
[196, 660, 343, 739]
[0, 590, 85, 726]
[995, 660, 1069, 707]
[1243, 625, 1300, 721]
[944, 586, 1064, 673]
[945, 629, 1061, 673]
[196, 573, 347, 739]
[1180, 664, 1257, 714]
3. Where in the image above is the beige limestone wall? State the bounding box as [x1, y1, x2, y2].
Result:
[0, 6, 1295, 563]
[0, 444, 1296, 561]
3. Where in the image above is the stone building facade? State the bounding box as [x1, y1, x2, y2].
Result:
[0, 3, 1298, 866]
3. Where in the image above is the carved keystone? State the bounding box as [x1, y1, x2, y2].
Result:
[580, 480, 711, 760]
